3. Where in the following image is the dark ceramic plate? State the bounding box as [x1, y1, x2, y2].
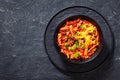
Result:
[44, 6, 114, 73]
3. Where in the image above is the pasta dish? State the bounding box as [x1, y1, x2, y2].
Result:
[57, 18, 100, 60]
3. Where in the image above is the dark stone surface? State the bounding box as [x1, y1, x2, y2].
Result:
[0, 0, 119, 80]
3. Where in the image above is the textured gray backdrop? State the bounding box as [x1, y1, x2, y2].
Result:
[0, 0, 119, 80]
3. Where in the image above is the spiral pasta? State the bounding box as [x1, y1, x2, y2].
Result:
[57, 18, 100, 60]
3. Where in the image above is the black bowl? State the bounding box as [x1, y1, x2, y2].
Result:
[54, 15, 103, 64]
[44, 6, 114, 73]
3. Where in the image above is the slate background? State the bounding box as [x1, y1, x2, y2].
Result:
[0, 0, 120, 80]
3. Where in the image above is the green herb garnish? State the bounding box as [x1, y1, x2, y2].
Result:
[73, 52, 80, 58]
[68, 44, 77, 51]
[74, 40, 79, 45]
[78, 24, 86, 28]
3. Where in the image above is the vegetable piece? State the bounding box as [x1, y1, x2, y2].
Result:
[78, 24, 86, 28]
[68, 44, 76, 51]
[76, 45, 84, 49]
[74, 40, 79, 45]
[79, 45, 84, 49]
[65, 43, 68, 47]
[68, 47, 72, 50]
[73, 52, 80, 58]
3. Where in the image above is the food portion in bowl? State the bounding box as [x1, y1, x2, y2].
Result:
[57, 18, 100, 60]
